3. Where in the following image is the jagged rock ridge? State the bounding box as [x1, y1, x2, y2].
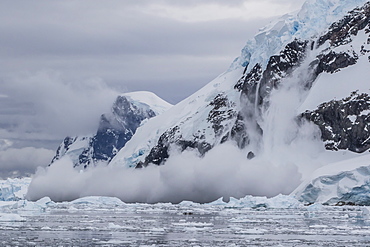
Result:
[51, 92, 172, 168]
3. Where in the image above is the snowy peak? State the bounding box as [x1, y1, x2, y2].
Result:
[123, 91, 173, 115]
[51, 91, 172, 168]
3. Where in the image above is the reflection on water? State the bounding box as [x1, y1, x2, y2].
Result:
[0, 203, 369, 246]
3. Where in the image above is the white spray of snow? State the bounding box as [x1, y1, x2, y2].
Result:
[26, 143, 302, 203]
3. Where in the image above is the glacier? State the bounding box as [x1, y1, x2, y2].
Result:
[293, 154, 370, 205]
[0, 177, 31, 201]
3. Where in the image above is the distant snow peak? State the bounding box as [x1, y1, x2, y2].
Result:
[50, 91, 172, 169]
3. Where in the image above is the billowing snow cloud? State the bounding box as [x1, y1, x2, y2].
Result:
[27, 119, 326, 204]
[26, 143, 296, 202]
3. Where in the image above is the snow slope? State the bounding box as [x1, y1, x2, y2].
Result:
[110, 69, 243, 168]
[231, 0, 368, 72]
[298, 31, 370, 112]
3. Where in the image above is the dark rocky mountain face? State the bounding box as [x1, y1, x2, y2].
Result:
[135, 93, 239, 168]
[317, 2, 370, 48]
[236, 39, 310, 107]
[51, 95, 157, 168]
[301, 2, 370, 153]
[302, 91, 370, 153]
[92, 96, 156, 163]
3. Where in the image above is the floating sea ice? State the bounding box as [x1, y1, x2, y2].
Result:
[11, 197, 55, 213]
[0, 213, 25, 222]
[71, 196, 125, 207]
[108, 222, 123, 229]
[209, 194, 303, 209]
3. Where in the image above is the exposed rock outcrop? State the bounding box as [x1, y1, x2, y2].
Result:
[302, 91, 370, 153]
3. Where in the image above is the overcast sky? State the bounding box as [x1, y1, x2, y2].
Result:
[0, 0, 305, 177]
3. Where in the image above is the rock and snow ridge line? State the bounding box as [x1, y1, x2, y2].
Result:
[51, 91, 172, 169]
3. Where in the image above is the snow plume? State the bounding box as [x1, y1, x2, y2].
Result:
[26, 99, 326, 203]
[263, 73, 325, 177]
[26, 143, 302, 203]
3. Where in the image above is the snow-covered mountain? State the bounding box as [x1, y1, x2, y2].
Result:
[28, 0, 370, 204]
[51, 91, 172, 168]
[111, 0, 370, 168]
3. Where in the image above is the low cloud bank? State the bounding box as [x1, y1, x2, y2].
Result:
[0, 70, 119, 143]
[0, 146, 54, 178]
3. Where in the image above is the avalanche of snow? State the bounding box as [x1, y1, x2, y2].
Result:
[0, 176, 303, 209]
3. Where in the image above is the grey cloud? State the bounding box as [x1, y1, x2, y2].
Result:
[0, 0, 305, 154]
[0, 71, 119, 144]
[0, 12, 263, 58]
[0, 147, 54, 178]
